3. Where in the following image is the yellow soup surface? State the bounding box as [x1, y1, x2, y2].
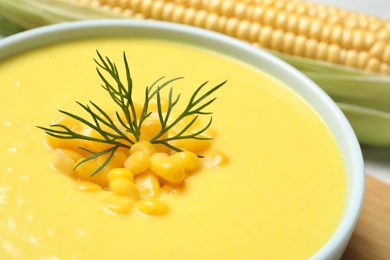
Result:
[0, 38, 346, 259]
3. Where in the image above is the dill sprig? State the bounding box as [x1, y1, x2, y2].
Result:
[37, 51, 226, 176]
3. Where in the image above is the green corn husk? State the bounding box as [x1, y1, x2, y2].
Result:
[0, 14, 24, 36]
[271, 51, 390, 113]
[1, 0, 390, 146]
[0, 0, 121, 29]
[271, 50, 390, 146]
[337, 103, 390, 146]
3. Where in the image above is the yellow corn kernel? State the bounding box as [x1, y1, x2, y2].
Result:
[83, 116, 131, 150]
[171, 114, 201, 133]
[74, 159, 109, 187]
[370, 41, 386, 59]
[109, 178, 141, 200]
[137, 119, 170, 152]
[61, 149, 84, 162]
[75, 180, 102, 192]
[201, 149, 229, 168]
[137, 198, 169, 216]
[87, 128, 117, 151]
[124, 131, 137, 147]
[54, 115, 84, 132]
[149, 97, 169, 112]
[168, 133, 212, 153]
[161, 181, 185, 195]
[124, 150, 150, 175]
[112, 102, 143, 121]
[154, 143, 172, 154]
[44, 115, 85, 150]
[97, 150, 128, 171]
[107, 168, 134, 182]
[170, 151, 200, 173]
[134, 170, 161, 198]
[50, 148, 76, 174]
[150, 153, 185, 184]
[139, 117, 163, 141]
[130, 140, 157, 156]
[365, 58, 381, 72]
[102, 194, 134, 215]
[168, 121, 216, 153]
[44, 132, 86, 151]
[106, 113, 131, 145]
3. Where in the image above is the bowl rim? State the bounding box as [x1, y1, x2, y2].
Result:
[0, 19, 365, 259]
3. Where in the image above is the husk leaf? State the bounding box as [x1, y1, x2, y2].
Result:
[338, 102, 390, 146]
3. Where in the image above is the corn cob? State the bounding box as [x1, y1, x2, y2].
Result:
[2, 0, 390, 74]
[0, 0, 390, 146]
[58, 0, 390, 75]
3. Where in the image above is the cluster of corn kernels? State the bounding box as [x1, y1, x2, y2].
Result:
[46, 100, 228, 217]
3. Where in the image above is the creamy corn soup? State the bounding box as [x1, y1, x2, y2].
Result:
[0, 38, 346, 259]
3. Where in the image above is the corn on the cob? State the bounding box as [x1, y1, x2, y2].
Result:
[2, 0, 390, 74]
[0, 0, 390, 146]
[61, 0, 390, 74]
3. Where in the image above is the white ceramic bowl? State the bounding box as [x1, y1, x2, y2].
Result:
[0, 20, 364, 259]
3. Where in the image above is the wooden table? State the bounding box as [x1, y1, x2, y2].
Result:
[342, 176, 390, 259]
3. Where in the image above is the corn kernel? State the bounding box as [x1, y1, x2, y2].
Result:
[149, 97, 169, 112]
[161, 182, 185, 195]
[61, 149, 83, 162]
[154, 143, 172, 154]
[171, 114, 200, 133]
[140, 117, 163, 141]
[97, 150, 128, 171]
[88, 128, 117, 151]
[130, 140, 157, 156]
[75, 159, 109, 187]
[53, 115, 84, 132]
[168, 124, 215, 153]
[139, 117, 170, 153]
[150, 153, 185, 184]
[134, 170, 161, 198]
[44, 132, 86, 150]
[201, 149, 229, 168]
[170, 151, 200, 173]
[113, 102, 143, 121]
[102, 194, 134, 215]
[107, 168, 134, 182]
[75, 180, 102, 192]
[109, 178, 141, 200]
[50, 148, 76, 174]
[168, 134, 212, 153]
[124, 150, 150, 175]
[137, 198, 169, 216]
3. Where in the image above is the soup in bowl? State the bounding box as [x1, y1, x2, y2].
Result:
[0, 20, 364, 259]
